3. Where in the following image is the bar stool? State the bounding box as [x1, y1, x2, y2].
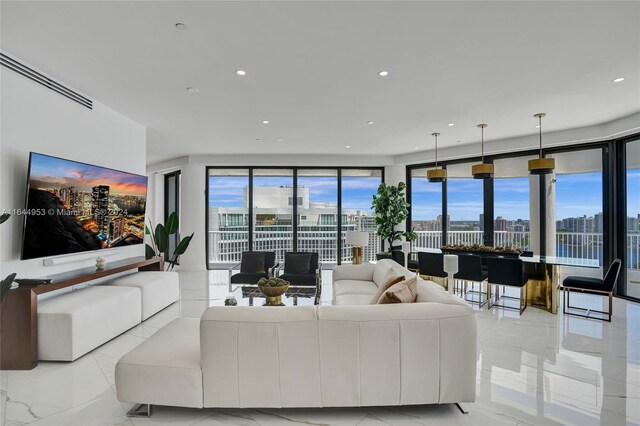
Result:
[487, 257, 527, 315]
[418, 252, 448, 289]
[454, 254, 488, 306]
[561, 259, 621, 322]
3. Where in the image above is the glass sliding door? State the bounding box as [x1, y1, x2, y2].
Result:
[625, 140, 640, 299]
[207, 168, 250, 265]
[551, 149, 604, 266]
[164, 171, 181, 258]
[341, 169, 382, 262]
[253, 169, 294, 262]
[297, 169, 338, 263]
[493, 156, 534, 250]
[410, 167, 443, 250]
[446, 163, 484, 245]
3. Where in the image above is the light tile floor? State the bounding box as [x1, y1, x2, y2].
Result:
[1, 270, 639, 426]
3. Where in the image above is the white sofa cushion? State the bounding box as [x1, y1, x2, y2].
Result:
[332, 263, 375, 282]
[115, 318, 203, 408]
[200, 306, 321, 408]
[372, 259, 406, 286]
[38, 285, 141, 361]
[416, 280, 469, 307]
[106, 271, 179, 320]
[334, 293, 375, 306]
[332, 279, 378, 297]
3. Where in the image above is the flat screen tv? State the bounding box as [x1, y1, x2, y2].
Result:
[21, 152, 148, 260]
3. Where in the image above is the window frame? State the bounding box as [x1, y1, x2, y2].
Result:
[205, 166, 384, 269]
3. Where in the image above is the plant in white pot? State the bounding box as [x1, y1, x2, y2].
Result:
[371, 182, 416, 258]
[145, 212, 194, 271]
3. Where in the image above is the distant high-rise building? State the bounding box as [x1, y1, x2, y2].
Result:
[594, 212, 603, 233]
[479, 214, 484, 231]
[92, 185, 110, 236]
[109, 217, 125, 241]
[494, 216, 507, 231]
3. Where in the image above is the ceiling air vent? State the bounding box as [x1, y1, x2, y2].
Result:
[0, 52, 93, 110]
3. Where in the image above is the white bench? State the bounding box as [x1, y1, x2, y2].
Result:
[38, 286, 141, 361]
[105, 271, 180, 320]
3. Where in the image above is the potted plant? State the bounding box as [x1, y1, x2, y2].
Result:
[371, 182, 416, 259]
[145, 212, 194, 271]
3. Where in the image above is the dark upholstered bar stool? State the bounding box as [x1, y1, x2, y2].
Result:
[561, 259, 621, 322]
[454, 254, 489, 307]
[418, 252, 448, 289]
[487, 257, 527, 315]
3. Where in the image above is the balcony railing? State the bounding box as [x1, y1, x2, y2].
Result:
[208, 229, 381, 264]
[208, 229, 640, 271]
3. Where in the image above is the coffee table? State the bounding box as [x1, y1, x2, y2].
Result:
[223, 285, 318, 306]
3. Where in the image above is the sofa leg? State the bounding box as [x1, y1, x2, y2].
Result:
[455, 403, 469, 414]
[127, 403, 152, 417]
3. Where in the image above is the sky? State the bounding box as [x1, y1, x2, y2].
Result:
[29, 153, 147, 196]
[209, 175, 382, 213]
[208, 169, 639, 222]
[412, 172, 613, 221]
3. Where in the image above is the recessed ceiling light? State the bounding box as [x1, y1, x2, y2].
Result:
[378, 71, 389, 77]
[413, 147, 419, 150]
[367, 121, 374, 125]
[448, 123, 455, 127]
[175, 23, 187, 30]
[186, 87, 199, 94]
[236, 70, 246, 76]
[345, 145, 351, 149]
[536, 125, 540, 128]
[612, 77, 625, 83]
[276, 138, 284, 142]
[262, 120, 269, 124]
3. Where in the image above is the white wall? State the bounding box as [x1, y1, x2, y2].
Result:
[0, 67, 146, 278]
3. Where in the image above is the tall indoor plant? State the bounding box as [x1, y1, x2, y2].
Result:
[371, 182, 416, 253]
[145, 212, 194, 271]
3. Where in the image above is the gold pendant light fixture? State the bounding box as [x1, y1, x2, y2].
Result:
[471, 123, 494, 179]
[427, 132, 446, 183]
[528, 112, 555, 175]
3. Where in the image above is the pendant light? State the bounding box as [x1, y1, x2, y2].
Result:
[471, 123, 494, 179]
[528, 113, 555, 175]
[427, 132, 446, 183]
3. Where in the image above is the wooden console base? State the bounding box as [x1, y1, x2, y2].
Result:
[0, 257, 162, 370]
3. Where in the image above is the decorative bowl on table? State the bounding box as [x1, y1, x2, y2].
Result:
[257, 277, 290, 306]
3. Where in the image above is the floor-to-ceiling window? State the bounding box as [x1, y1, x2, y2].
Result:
[297, 169, 338, 262]
[625, 140, 640, 298]
[493, 156, 534, 250]
[409, 167, 443, 250]
[551, 149, 604, 265]
[341, 169, 383, 262]
[253, 169, 294, 263]
[446, 162, 484, 245]
[206, 167, 383, 268]
[207, 169, 249, 264]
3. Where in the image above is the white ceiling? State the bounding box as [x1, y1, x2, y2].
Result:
[2, 1, 639, 165]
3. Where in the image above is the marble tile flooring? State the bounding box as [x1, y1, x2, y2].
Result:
[1, 270, 639, 425]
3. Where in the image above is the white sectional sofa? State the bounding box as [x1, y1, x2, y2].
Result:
[115, 260, 477, 411]
[38, 271, 179, 361]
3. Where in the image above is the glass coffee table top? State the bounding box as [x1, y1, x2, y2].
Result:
[222, 285, 318, 306]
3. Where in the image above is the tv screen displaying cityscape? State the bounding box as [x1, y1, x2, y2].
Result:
[21, 152, 148, 260]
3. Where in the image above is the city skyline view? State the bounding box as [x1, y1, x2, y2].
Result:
[29, 153, 147, 197]
[208, 175, 380, 213]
